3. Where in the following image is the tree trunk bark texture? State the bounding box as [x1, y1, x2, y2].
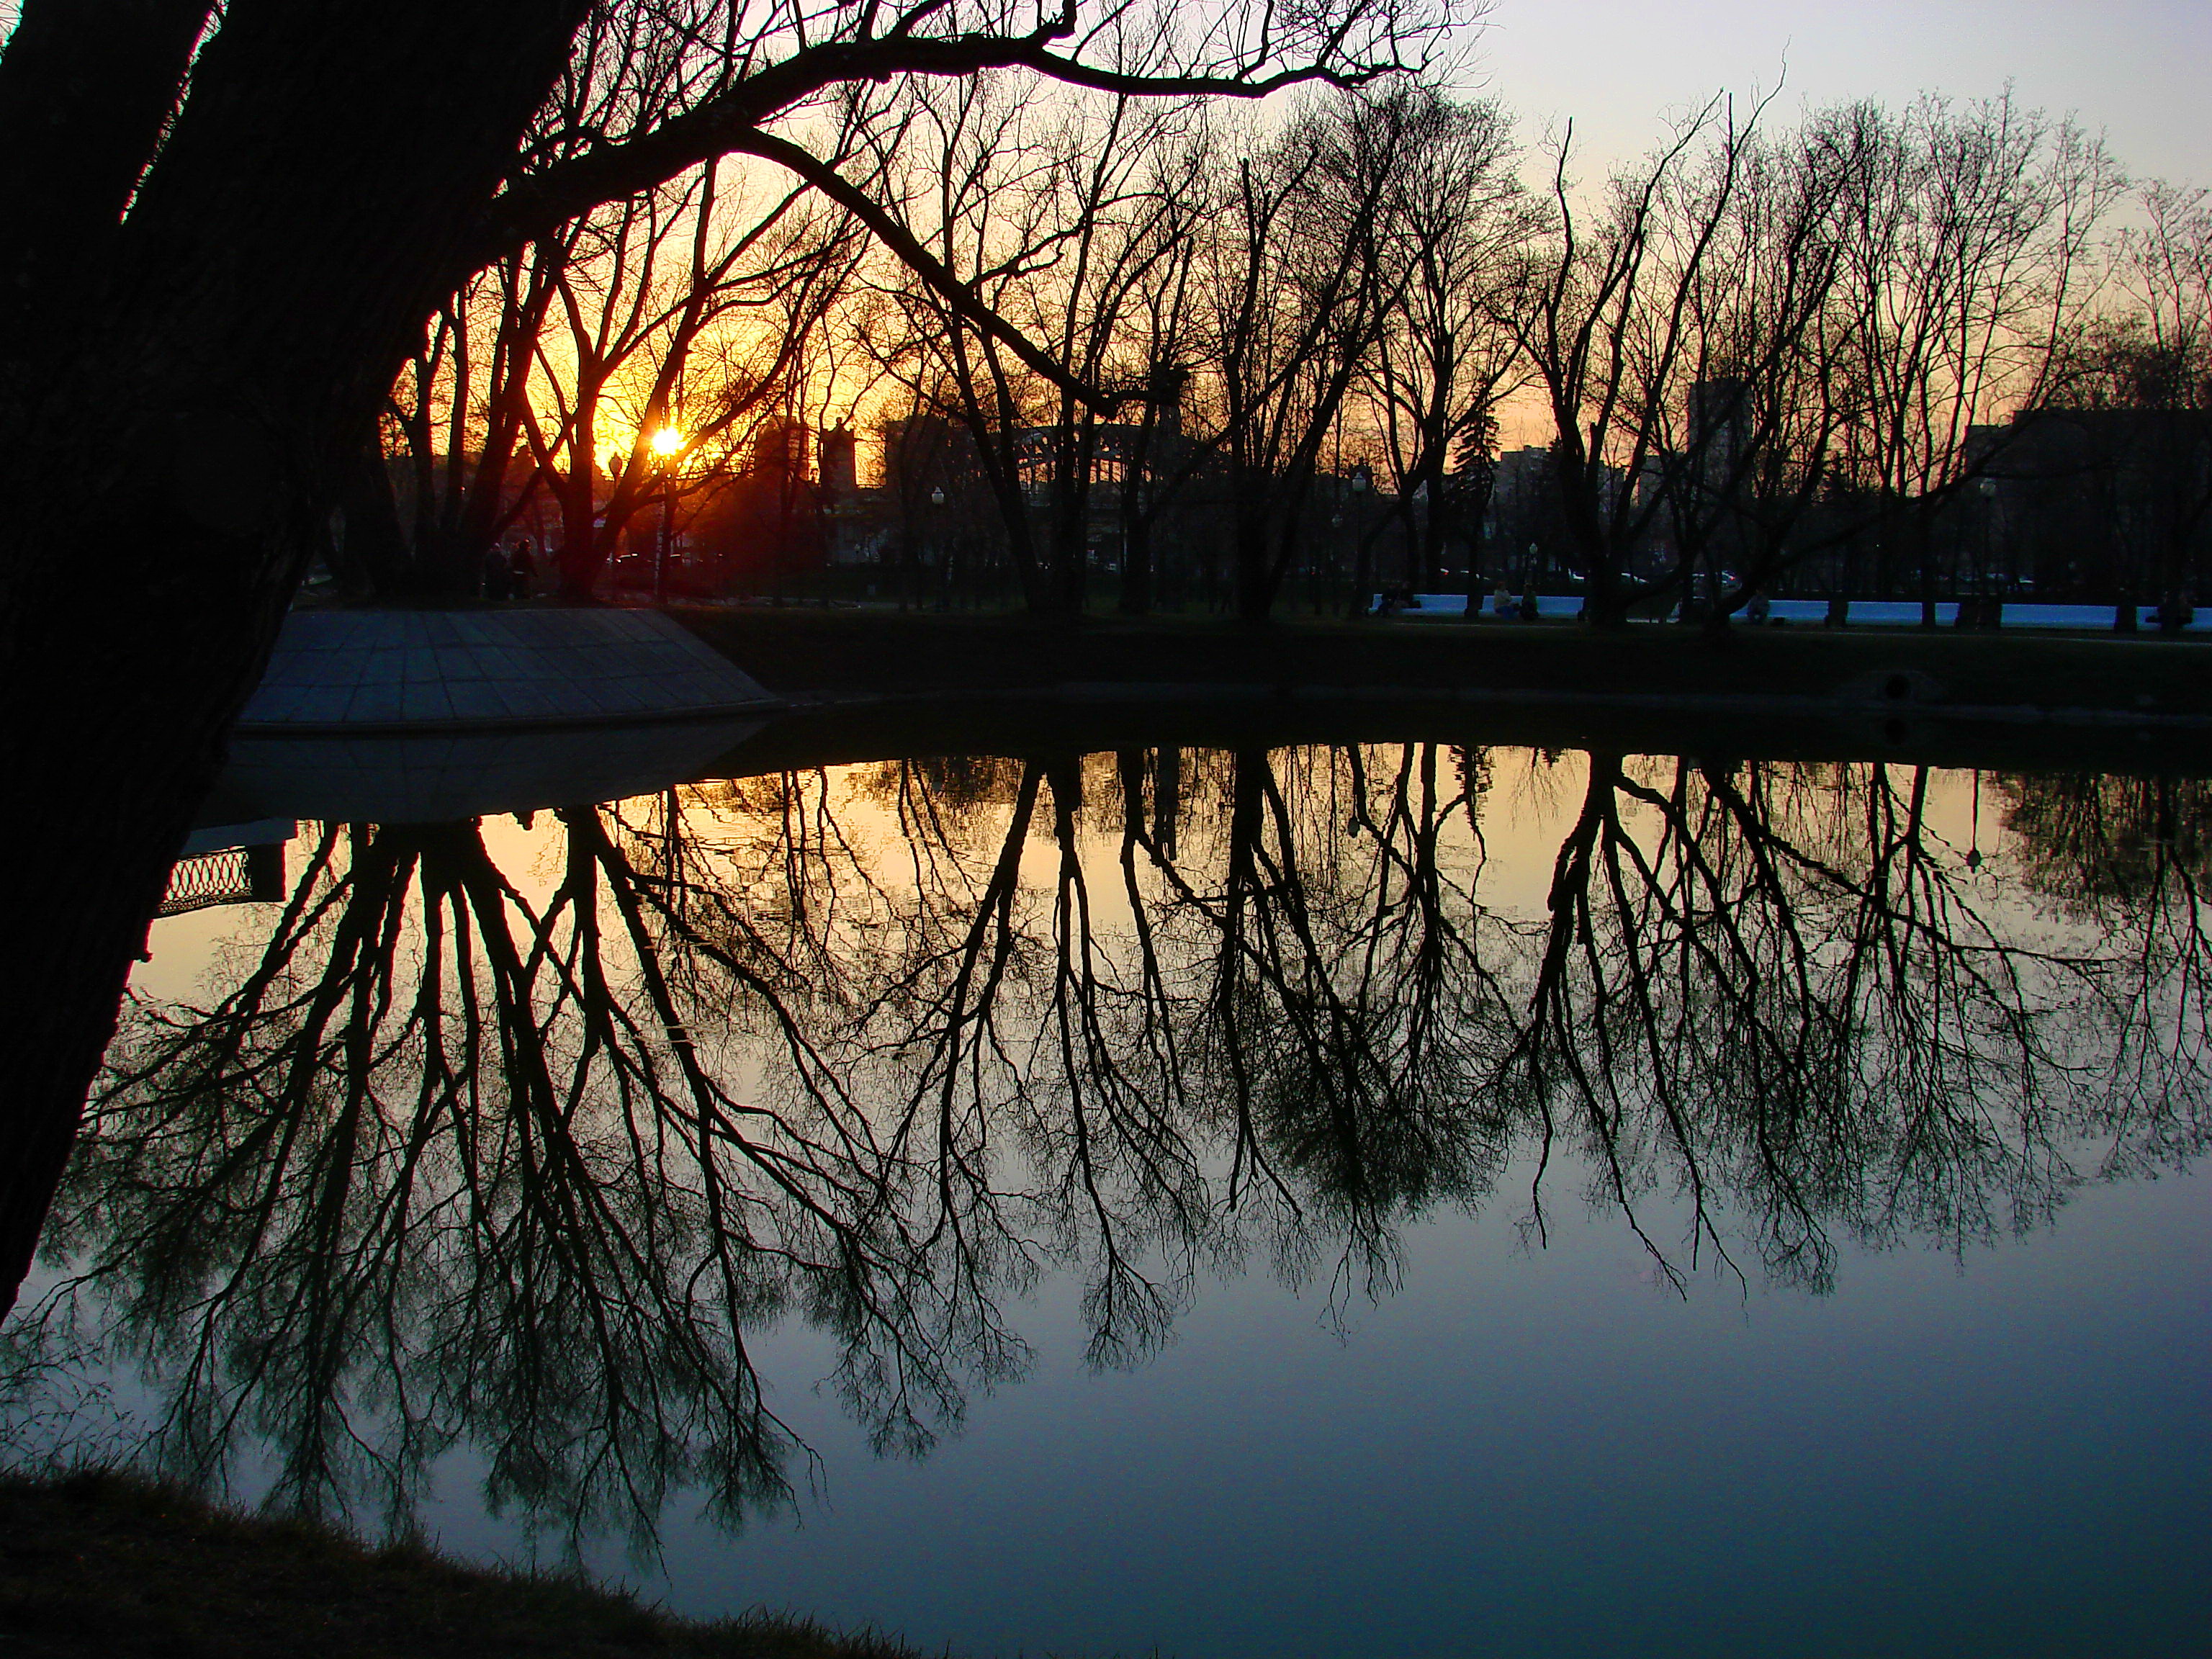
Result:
[0, 0, 591, 1313]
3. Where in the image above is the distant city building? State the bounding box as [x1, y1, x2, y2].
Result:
[1687, 377, 1750, 483]
[1010, 421, 1174, 498]
[1985, 405, 2212, 601]
[749, 415, 811, 483]
[1489, 446, 1552, 516]
[819, 423, 858, 498]
[877, 413, 975, 500]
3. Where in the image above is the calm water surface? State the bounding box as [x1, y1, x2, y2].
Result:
[8, 739, 2208, 1657]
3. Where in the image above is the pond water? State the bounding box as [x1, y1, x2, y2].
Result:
[7, 734, 2208, 1657]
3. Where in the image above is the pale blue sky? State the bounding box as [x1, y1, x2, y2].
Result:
[1470, 0, 2210, 185]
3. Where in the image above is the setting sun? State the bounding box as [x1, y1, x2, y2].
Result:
[649, 425, 685, 456]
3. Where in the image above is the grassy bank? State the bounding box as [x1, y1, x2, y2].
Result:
[678, 606, 2212, 777]
[674, 606, 2212, 716]
[0, 1473, 917, 1659]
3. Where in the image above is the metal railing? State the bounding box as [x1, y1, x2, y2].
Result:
[158, 843, 285, 917]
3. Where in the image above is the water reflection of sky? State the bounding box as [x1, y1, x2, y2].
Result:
[19, 745, 2211, 1657]
[626, 1167, 2206, 1659]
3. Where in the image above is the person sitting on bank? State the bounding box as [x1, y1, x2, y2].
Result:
[1745, 591, 1771, 625]
[509, 542, 537, 600]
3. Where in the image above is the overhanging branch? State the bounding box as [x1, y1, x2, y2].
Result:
[466, 26, 1406, 272]
[730, 127, 1119, 413]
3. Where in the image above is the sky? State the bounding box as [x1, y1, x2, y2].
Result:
[1467, 0, 2211, 186]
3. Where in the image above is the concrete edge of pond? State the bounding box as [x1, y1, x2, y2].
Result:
[695, 680, 2212, 783]
[772, 679, 2212, 732]
[236, 607, 784, 733]
[203, 714, 772, 826]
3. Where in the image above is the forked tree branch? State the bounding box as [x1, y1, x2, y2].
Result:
[465, 12, 1426, 274]
[732, 126, 1123, 413]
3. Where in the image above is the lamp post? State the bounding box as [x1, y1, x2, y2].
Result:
[929, 485, 946, 610]
[1966, 769, 1984, 871]
[1407, 477, 1428, 595]
[1347, 462, 1372, 616]
[1975, 475, 1999, 630]
[651, 425, 685, 604]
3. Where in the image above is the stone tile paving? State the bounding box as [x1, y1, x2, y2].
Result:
[238, 607, 781, 732]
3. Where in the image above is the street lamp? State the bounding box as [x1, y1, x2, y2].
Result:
[1977, 475, 2000, 624]
[927, 487, 948, 608]
[1346, 462, 1373, 616]
[652, 426, 685, 603]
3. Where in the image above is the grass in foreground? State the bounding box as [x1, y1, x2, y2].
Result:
[0, 1470, 920, 1659]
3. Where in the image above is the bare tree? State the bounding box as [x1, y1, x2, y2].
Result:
[2035, 181, 2212, 622]
[1832, 91, 2123, 619]
[0, 0, 1464, 1313]
[1357, 88, 1536, 595]
[1196, 89, 1425, 621]
[1520, 95, 1803, 627]
[856, 73, 1079, 611]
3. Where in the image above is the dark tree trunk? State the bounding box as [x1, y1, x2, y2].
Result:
[1152, 746, 1181, 859]
[1119, 511, 1154, 616]
[1234, 505, 1278, 624]
[1415, 454, 1449, 591]
[1048, 422, 1094, 618]
[336, 433, 415, 594]
[1461, 475, 1492, 619]
[0, 0, 590, 1313]
[1583, 562, 1631, 631]
[1915, 514, 1940, 627]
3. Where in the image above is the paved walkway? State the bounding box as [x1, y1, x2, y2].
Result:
[238, 607, 781, 732]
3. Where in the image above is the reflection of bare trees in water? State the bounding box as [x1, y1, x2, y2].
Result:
[2000, 772, 2212, 1177]
[2003, 773, 2212, 905]
[14, 748, 2208, 1546]
[1498, 756, 2116, 1292]
[31, 812, 1021, 1551]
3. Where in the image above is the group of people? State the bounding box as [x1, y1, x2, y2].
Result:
[1375, 583, 1547, 619]
[1487, 583, 1542, 621]
[482, 541, 539, 602]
